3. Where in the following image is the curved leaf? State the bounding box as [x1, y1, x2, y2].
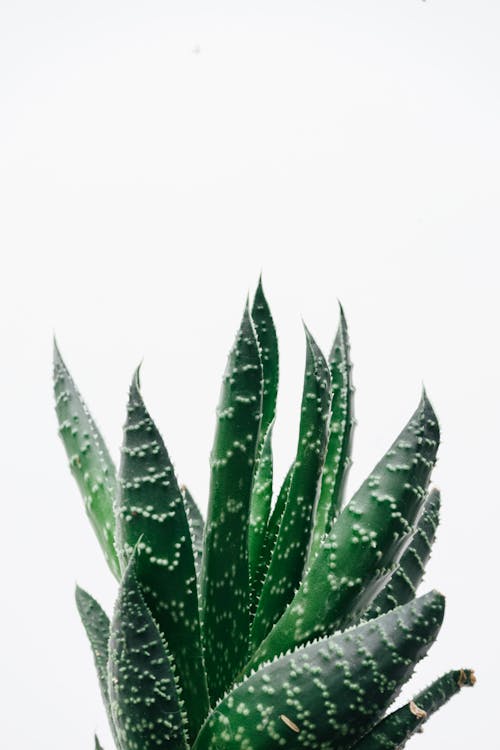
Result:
[365, 487, 440, 620]
[116, 370, 208, 741]
[247, 392, 440, 671]
[250, 328, 331, 650]
[353, 668, 476, 749]
[108, 556, 188, 750]
[194, 592, 444, 750]
[201, 304, 263, 704]
[53, 341, 120, 579]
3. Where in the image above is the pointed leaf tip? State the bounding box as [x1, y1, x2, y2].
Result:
[108, 551, 189, 750]
[53, 335, 62, 363]
[420, 387, 440, 442]
[53, 343, 120, 579]
[117, 377, 208, 740]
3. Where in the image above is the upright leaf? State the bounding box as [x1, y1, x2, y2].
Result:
[251, 277, 279, 445]
[248, 280, 279, 593]
[308, 304, 353, 562]
[194, 592, 445, 750]
[263, 464, 293, 551]
[94, 736, 105, 750]
[53, 342, 120, 579]
[247, 392, 440, 671]
[181, 485, 204, 583]
[250, 328, 331, 650]
[201, 304, 263, 704]
[116, 370, 208, 742]
[250, 463, 293, 612]
[248, 422, 274, 589]
[353, 668, 476, 750]
[75, 587, 119, 749]
[365, 487, 440, 620]
[108, 556, 188, 750]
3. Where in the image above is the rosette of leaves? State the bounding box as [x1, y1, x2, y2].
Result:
[54, 279, 475, 750]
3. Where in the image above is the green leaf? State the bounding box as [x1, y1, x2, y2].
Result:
[247, 392, 440, 671]
[94, 736, 104, 750]
[249, 422, 274, 592]
[248, 279, 279, 596]
[251, 277, 279, 444]
[75, 587, 119, 749]
[365, 487, 440, 620]
[108, 555, 188, 750]
[181, 485, 204, 583]
[308, 304, 353, 563]
[250, 327, 331, 650]
[353, 668, 476, 749]
[193, 592, 445, 750]
[250, 463, 292, 613]
[53, 341, 120, 579]
[263, 464, 293, 552]
[116, 369, 208, 742]
[201, 303, 263, 704]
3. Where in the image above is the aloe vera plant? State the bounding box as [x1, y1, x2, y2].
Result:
[54, 280, 475, 750]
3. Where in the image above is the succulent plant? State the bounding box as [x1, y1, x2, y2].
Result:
[54, 280, 475, 750]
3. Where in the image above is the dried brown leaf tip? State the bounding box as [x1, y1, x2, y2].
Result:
[410, 701, 428, 719]
[280, 714, 300, 733]
[458, 669, 477, 687]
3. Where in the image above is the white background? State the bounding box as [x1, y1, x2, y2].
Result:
[1, 2, 498, 748]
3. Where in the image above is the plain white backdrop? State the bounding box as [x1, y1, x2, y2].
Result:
[1, 2, 498, 748]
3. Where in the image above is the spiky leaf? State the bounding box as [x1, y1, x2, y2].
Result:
[75, 587, 119, 748]
[53, 342, 120, 579]
[116, 370, 208, 741]
[108, 556, 188, 750]
[250, 463, 293, 611]
[201, 304, 263, 704]
[181, 485, 204, 582]
[249, 422, 274, 590]
[247, 392, 439, 671]
[251, 278, 279, 444]
[308, 304, 353, 562]
[194, 592, 444, 750]
[365, 487, 440, 620]
[250, 328, 331, 649]
[248, 280, 279, 598]
[353, 668, 476, 749]
[94, 736, 104, 750]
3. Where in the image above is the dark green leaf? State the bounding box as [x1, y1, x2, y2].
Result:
[249, 464, 293, 615]
[247, 392, 440, 671]
[108, 556, 188, 750]
[248, 422, 274, 592]
[116, 369, 208, 741]
[201, 304, 263, 704]
[181, 485, 204, 583]
[308, 304, 353, 562]
[194, 592, 444, 750]
[250, 328, 331, 650]
[251, 277, 279, 445]
[365, 487, 440, 620]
